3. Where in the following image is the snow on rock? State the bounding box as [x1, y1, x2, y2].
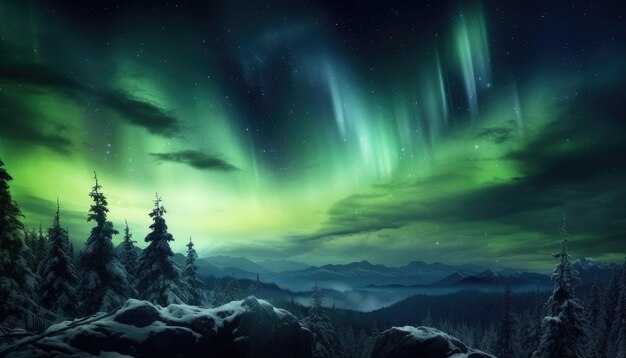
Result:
[1, 297, 312, 358]
[371, 326, 494, 358]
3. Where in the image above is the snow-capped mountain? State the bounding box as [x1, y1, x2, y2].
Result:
[572, 257, 620, 285]
[428, 269, 551, 288]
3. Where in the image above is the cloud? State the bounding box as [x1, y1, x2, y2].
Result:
[150, 150, 239, 172]
[99, 92, 179, 136]
[0, 57, 180, 137]
[475, 126, 514, 144]
[0, 95, 73, 155]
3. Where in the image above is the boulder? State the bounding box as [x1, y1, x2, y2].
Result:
[371, 326, 494, 358]
[0, 297, 312, 358]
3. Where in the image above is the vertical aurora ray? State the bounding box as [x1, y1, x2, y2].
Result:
[511, 82, 525, 145]
[454, 4, 492, 118]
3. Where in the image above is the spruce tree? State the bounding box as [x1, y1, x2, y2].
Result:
[38, 200, 78, 318]
[135, 194, 186, 305]
[36, 225, 47, 269]
[223, 277, 243, 302]
[532, 218, 589, 358]
[303, 283, 340, 358]
[517, 310, 538, 358]
[211, 280, 227, 307]
[601, 269, 622, 355]
[0, 159, 38, 327]
[587, 281, 605, 358]
[247, 273, 261, 298]
[119, 220, 138, 281]
[613, 259, 626, 358]
[77, 172, 135, 314]
[422, 309, 434, 327]
[496, 285, 516, 357]
[182, 237, 205, 306]
[22, 228, 38, 273]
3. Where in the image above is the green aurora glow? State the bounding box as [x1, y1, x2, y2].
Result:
[1, 0, 625, 270]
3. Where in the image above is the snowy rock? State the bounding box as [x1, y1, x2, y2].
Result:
[371, 326, 494, 358]
[0, 297, 312, 358]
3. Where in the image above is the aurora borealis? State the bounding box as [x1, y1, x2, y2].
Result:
[1, 0, 625, 270]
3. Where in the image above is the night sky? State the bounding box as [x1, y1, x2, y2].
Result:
[1, 0, 625, 270]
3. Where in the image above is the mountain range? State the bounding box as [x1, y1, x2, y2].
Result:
[116, 245, 618, 292]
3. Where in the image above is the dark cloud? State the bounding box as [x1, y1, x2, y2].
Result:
[99, 92, 179, 136]
[150, 150, 239, 172]
[0, 95, 73, 155]
[0, 57, 180, 137]
[476, 126, 514, 144]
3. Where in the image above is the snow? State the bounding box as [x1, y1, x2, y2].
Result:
[372, 326, 494, 358]
[0, 296, 312, 358]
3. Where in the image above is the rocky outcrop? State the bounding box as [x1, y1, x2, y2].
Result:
[372, 326, 494, 358]
[0, 297, 312, 358]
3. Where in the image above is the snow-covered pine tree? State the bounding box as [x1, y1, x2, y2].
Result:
[422, 308, 434, 327]
[223, 277, 244, 302]
[135, 194, 187, 305]
[36, 225, 47, 268]
[246, 273, 261, 298]
[355, 328, 374, 358]
[210, 280, 227, 307]
[0, 159, 38, 327]
[303, 282, 340, 358]
[76, 172, 135, 315]
[613, 259, 626, 358]
[38, 200, 78, 318]
[516, 311, 534, 357]
[600, 269, 622, 355]
[23, 229, 36, 271]
[339, 326, 356, 358]
[586, 280, 605, 357]
[532, 218, 589, 358]
[478, 322, 497, 354]
[182, 237, 205, 306]
[496, 285, 516, 357]
[119, 220, 138, 282]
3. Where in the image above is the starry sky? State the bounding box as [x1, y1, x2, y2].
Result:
[1, 0, 625, 270]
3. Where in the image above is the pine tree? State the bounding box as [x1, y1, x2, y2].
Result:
[613, 259, 626, 358]
[119, 220, 138, 282]
[182, 237, 205, 306]
[422, 309, 434, 327]
[303, 283, 340, 358]
[532, 218, 589, 358]
[135, 194, 186, 305]
[36, 225, 47, 268]
[77, 172, 135, 314]
[586, 280, 605, 357]
[340, 326, 356, 358]
[496, 285, 516, 357]
[0, 159, 38, 327]
[478, 322, 497, 354]
[601, 268, 622, 355]
[247, 273, 261, 298]
[223, 276, 244, 302]
[355, 328, 374, 358]
[38, 200, 78, 318]
[210, 280, 227, 307]
[23, 229, 36, 271]
[517, 303, 542, 358]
